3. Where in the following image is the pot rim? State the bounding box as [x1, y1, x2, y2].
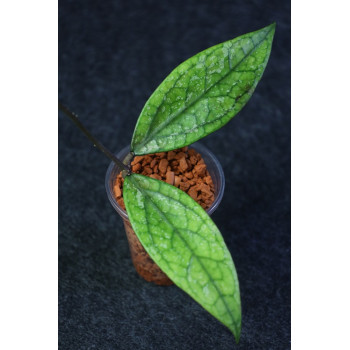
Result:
[105, 142, 225, 221]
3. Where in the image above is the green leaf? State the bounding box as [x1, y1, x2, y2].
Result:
[131, 23, 275, 155]
[123, 173, 241, 341]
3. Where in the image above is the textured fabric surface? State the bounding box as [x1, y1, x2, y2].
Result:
[58, 1, 291, 349]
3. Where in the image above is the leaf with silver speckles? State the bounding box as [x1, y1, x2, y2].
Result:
[123, 173, 241, 342]
[131, 23, 275, 155]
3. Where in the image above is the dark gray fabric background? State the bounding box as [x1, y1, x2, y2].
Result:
[58, 0, 290, 349]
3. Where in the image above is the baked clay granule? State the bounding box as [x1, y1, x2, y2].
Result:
[113, 147, 215, 210]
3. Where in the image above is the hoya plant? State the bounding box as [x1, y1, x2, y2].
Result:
[59, 23, 275, 343]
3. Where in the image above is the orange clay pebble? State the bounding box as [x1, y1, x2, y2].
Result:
[117, 197, 125, 209]
[167, 151, 176, 161]
[179, 157, 188, 172]
[114, 183, 122, 198]
[199, 183, 212, 195]
[150, 158, 157, 168]
[184, 171, 194, 179]
[187, 148, 197, 157]
[142, 166, 153, 175]
[142, 155, 152, 166]
[187, 187, 198, 201]
[174, 176, 181, 187]
[194, 163, 206, 177]
[165, 171, 175, 185]
[150, 174, 162, 180]
[132, 162, 141, 172]
[179, 181, 190, 192]
[131, 155, 143, 165]
[204, 176, 213, 185]
[189, 156, 197, 165]
[158, 159, 169, 174]
[189, 179, 196, 186]
[175, 152, 186, 160]
[155, 152, 166, 158]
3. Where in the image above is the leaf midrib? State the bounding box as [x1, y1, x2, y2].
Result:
[135, 26, 273, 152]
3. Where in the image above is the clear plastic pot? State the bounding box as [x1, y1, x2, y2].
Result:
[105, 142, 225, 285]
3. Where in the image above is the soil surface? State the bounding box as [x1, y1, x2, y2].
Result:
[113, 147, 215, 210]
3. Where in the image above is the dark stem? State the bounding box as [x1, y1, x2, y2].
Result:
[58, 102, 130, 174]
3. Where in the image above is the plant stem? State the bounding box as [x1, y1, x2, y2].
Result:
[58, 102, 130, 174]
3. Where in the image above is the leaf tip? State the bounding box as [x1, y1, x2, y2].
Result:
[231, 321, 241, 344]
[235, 330, 241, 344]
[270, 21, 276, 29]
[263, 22, 276, 35]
